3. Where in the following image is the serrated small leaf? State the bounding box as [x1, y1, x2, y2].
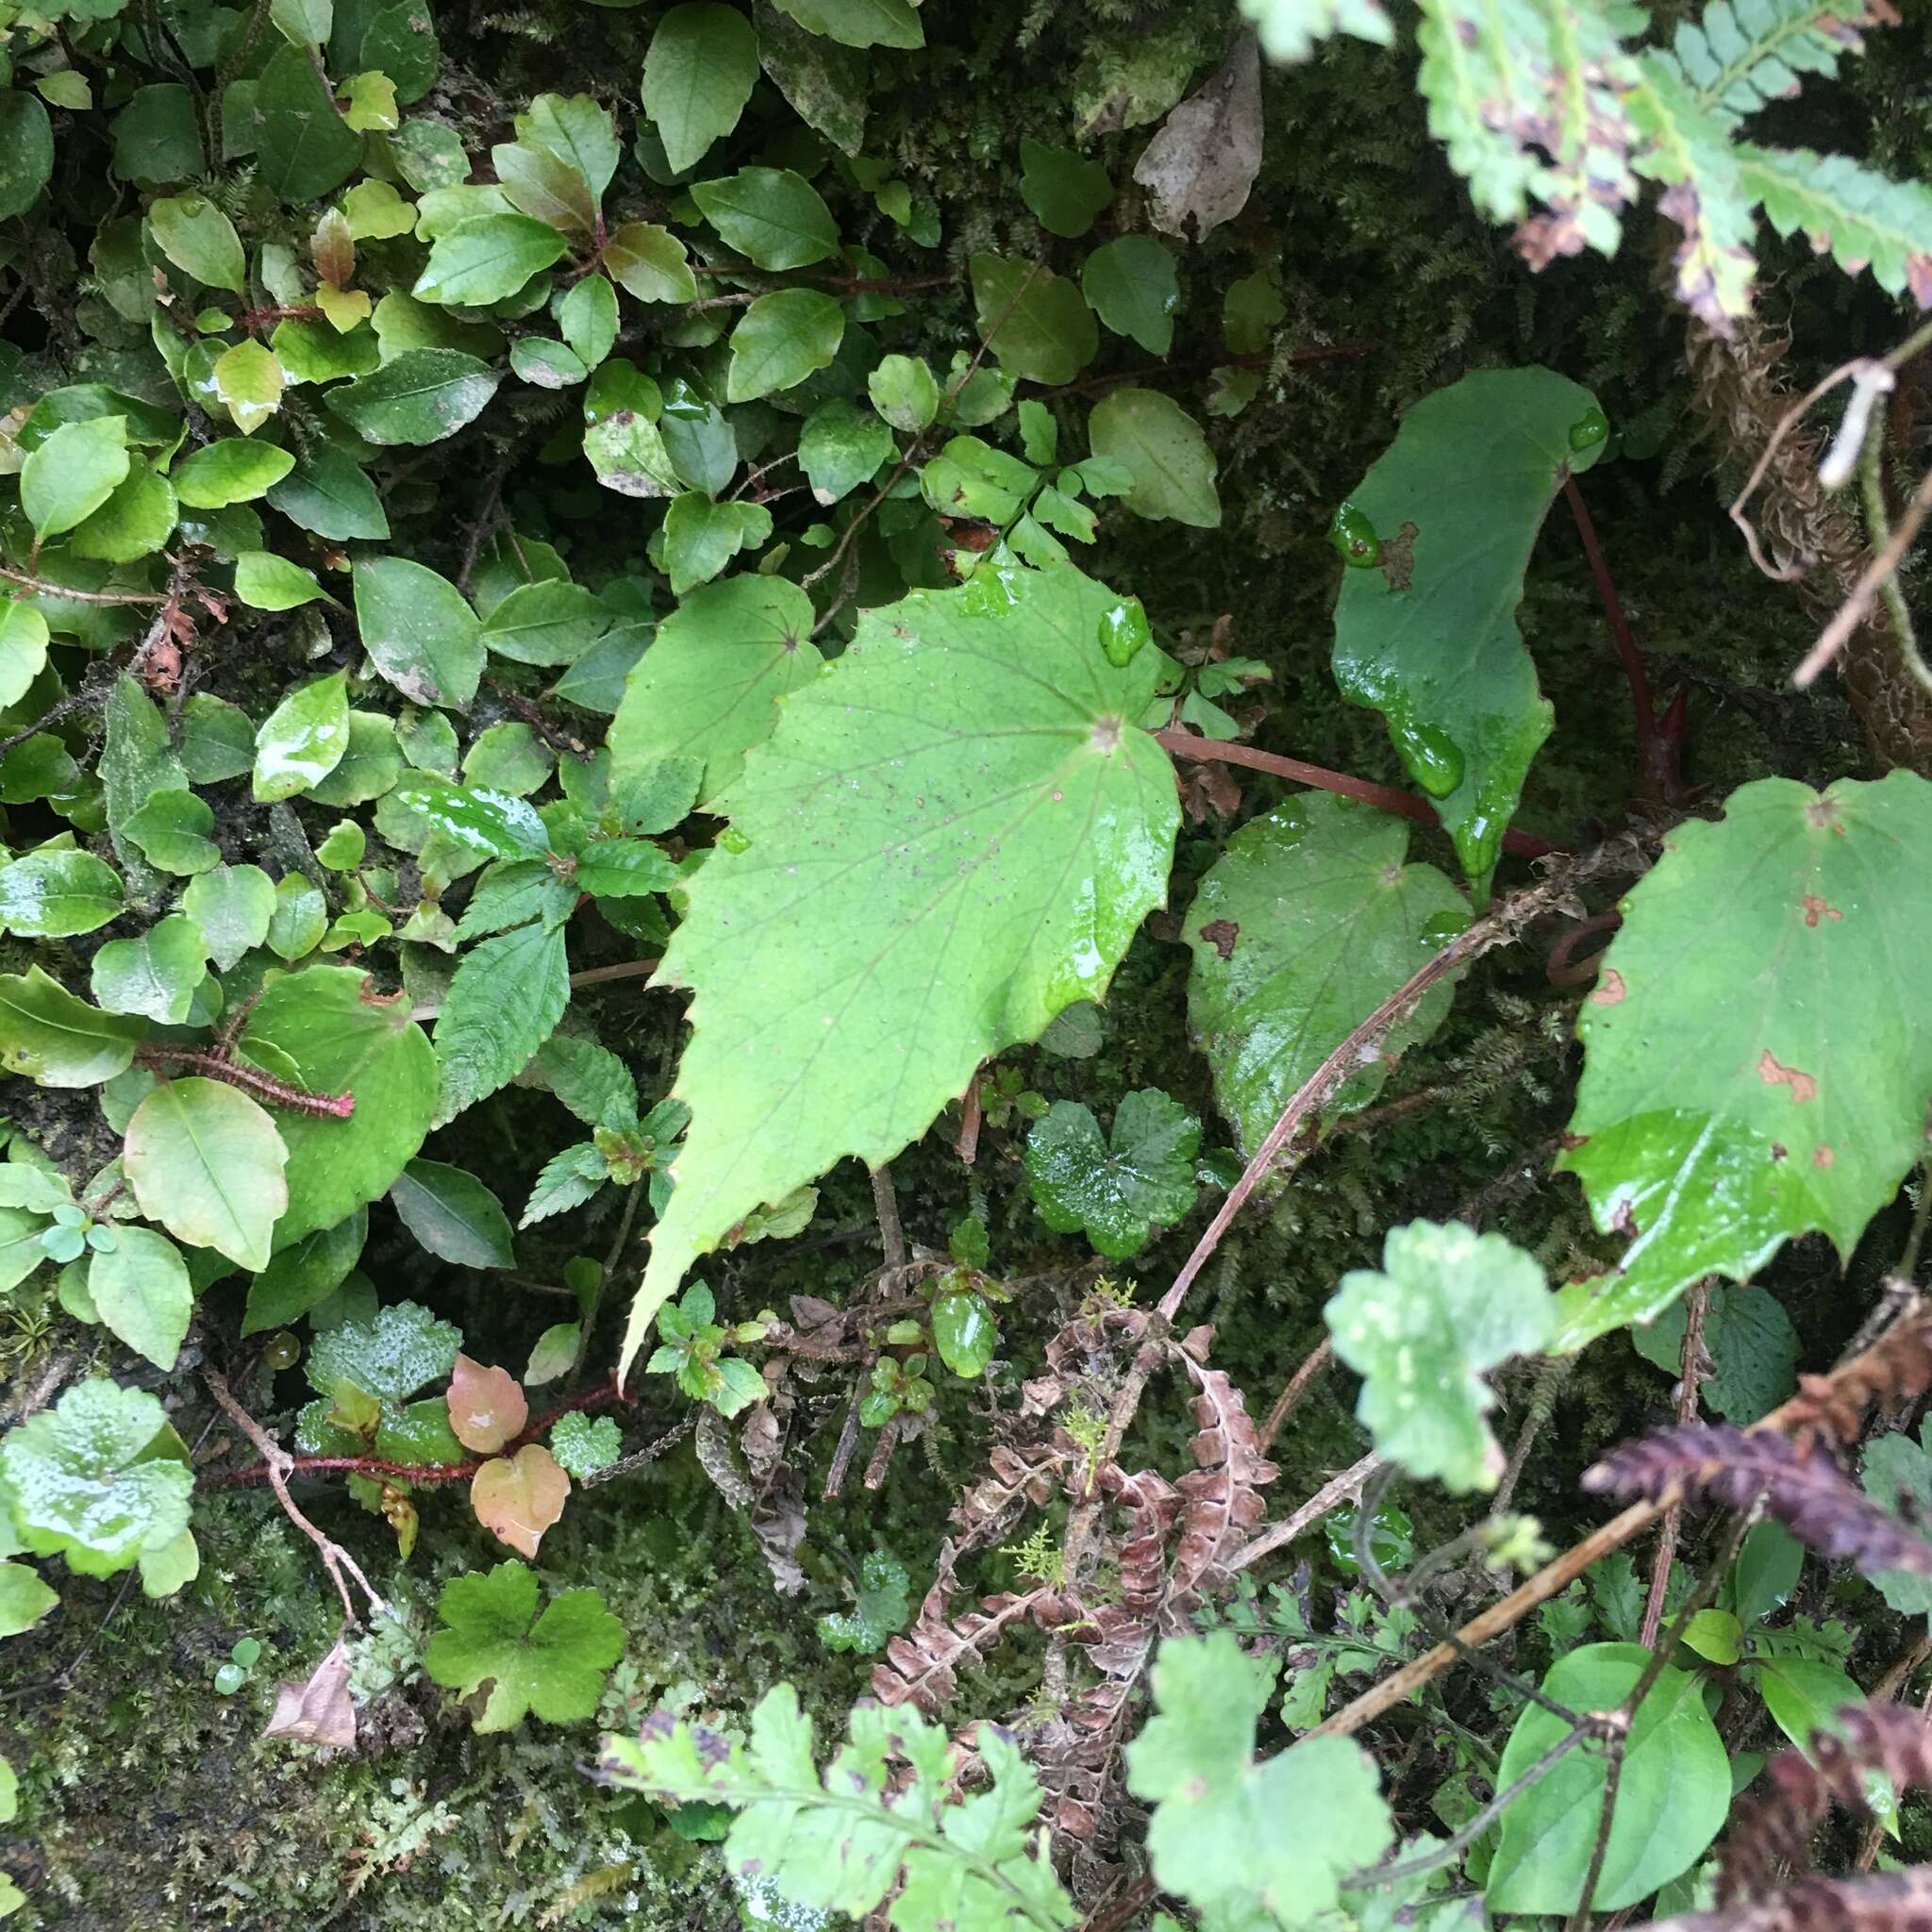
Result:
[1024, 1091, 1199, 1258]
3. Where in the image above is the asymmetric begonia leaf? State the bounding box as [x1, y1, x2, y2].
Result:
[1330, 365, 1606, 888]
[1555, 773, 1932, 1349]
[618, 563, 1179, 1382]
[1183, 793, 1470, 1156]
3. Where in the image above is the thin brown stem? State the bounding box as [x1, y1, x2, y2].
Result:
[1153, 728, 1567, 859]
[1228, 1450, 1380, 1573]
[1639, 1280, 1710, 1650]
[1792, 458, 1932, 689]
[870, 1162, 908, 1272]
[1257, 1338, 1333, 1453]
[0, 566, 168, 605]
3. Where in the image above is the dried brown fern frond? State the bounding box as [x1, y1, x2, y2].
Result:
[1583, 1423, 1932, 1580]
[1654, 1866, 1932, 1932]
[870, 1576, 1066, 1715]
[1171, 1334, 1278, 1605]
[1720, 1703, 1932, 1904]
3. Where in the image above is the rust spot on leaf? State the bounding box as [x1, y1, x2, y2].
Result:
[1814, 1144, 1836, 1168]
[1771, 1143, 1787, 1160]
[1800, 894, 1843, 927]
[1757, 1049, 1818, 1104]
[1591, 969, 1626, 1005]
[1376, 521, 1420, 592]
[1198, 918, 1239, 961]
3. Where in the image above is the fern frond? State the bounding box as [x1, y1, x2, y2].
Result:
[1628, 58, 1760, 326]
[1738, 145, 1932, 306]
[1240, 0, 1395, 64]
[1661, 0, 1898, 131]
[1414, 0, 1642, 263]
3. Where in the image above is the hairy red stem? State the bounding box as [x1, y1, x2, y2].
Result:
[137, 1044, 355, 1118]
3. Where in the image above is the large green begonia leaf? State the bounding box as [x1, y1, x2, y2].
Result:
[1330, 366, 1606, 889]
[617, 563, 1179, 1381]
[1555, 773, 1932, 1349]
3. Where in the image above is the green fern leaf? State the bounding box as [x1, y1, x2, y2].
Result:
[1239, 0, 1395, 63]
[1662, 0, 1893, 130]
[1628, 58, 1759, 325]
[1414, 0, 1641, 261]
[1738, 144, 1932, 306]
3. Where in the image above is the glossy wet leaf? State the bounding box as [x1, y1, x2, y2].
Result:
[424, 1558, 623, 1729]
[817, 1548, 912, 1653]
[415, 213, 567, 306]
[1024, 1091, 1199, 1258]
[391, 1158, 516, 1270]
[1124, 1633, 1391, 1928]
[253, 669, 350, 801]
[930, 1288, 997, 1378]
[1488, 1643, 1730, 1913]
[87, 1225, 192, 1370]
[470, 1442, 572, 1558]
[236, 965, 437, 1245]
[354, 555, 484, 707]
[691, 167, 839, 269]
[1184, 794, 1470, 1156]
[643, 2, 759, 174]
[182, 864, 276, 972]
[1331, 365, 1606, 887]
[90, 913, 208, 1024]
[550, 1410, 620, 1476]
[1556, 773, 1932, 1349]
[609, 575, 822, 805]
[304, 1298, 460, 1403]
[0, 849, 125, 938]
[445, 1353, 528, 1452]
[213, 340, 285, 434]
[618, 564, 1178, 1382]
[326, 349, 500, 446]
[0, 1379, 193, 1578]
[124, 1077, 288, 1270]
[0, 968, 146, 1087]
[1326, 1219, 1554, 1493]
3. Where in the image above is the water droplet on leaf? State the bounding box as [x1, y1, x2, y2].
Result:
[718, 827, 751, 854]
[1097, 598, 1151, 668]
[1329, 500, 1380, 568]
[1568, 405, 1609, 453]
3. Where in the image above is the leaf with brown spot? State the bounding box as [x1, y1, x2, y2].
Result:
[446, 1354, 528, 1454]
[1757, 1051, 1818, 1105]
[1592, 969, 1626, 1006]
[1801, 894, 1844, 927]
[471, 1443, 571, 1557]
[1197, 919, 1239, 961]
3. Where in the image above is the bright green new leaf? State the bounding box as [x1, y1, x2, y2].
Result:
[0, 1559, 58, 1637]
[1184, 794, 1470, 1156]
[425, 1560, 624, 1731]
[1024, 1091, 1200, 1258]
[1327, 1219, 1555, 1493]
[691, 167, 840, 269]
[1241, 0, 1394, 60]
[1081, 235, 1180, 355]
[1751, 1654, 1898, 1834]
[391, 1158, 516, 1270]
[1556, 773, 1932, 1348]
[817, 1548, 912, 1653]
[1088, 387, 1220, 527]
[642, 3, 759, 174]
[124, 1077, 289, 1270]
[87, 1225, 192, 1370]
[172, 439, 295, 508]
[0, 968, 146, 1087]
[253, 670, 351, 801]
[970, 254, 1097, 385]
[415, 213, 568, 307]
[618, 564, 1178, 1381]
[1018, 138, 1112, 237]
[325, 349, 500, 445]
[610, 575, 821, 806]
[182, 863, 276, 971]
[148, 192, 246, 292]
[1331, 366, 1605, 887]
[67, 459, 178, 565]
[21, 415, 129, 539]
[432, 919, 570, 1126]
[1124, 1633, 1392, 1928]
[236, 966, 437, 1244]
[479, 580, 613, 666]
[355, 555, 484, 707]
[213, 340, 285, 434]
[249, 45, 362, 201]
[725, 289, 845, 402]
[0, 602, 48, 709]
[233, 549, 328, 611]
[0, 849, 125, 938]
[0, 1379, 193, 1578]
[1488, 1643, 1729, 1913]
[91, 912, 209, 1023]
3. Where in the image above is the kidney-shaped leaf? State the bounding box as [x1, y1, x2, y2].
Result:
[446, 1353, 528, 1453]
[1331, 366, 1606, 888]
[471, 1442, 571, 1558]
[618, 562, 1180, 1380]
[1555, 772, 1932, 1349]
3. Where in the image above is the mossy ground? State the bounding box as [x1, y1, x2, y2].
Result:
[8, 2, 1932, 1924]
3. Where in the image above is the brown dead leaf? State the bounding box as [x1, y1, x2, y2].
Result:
[471, 1443, 571, 1557]
[263, 1635, 356, 1749]
[1132, 33, 1262, 241]
[446, 1353, 528, 1454]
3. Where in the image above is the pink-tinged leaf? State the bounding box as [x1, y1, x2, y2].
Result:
[262, 1635, 356, 1747]
[446, 1353, 528, 1453]
[471, 1443, 570, 1557]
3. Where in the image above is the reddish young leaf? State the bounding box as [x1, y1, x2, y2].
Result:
[446, 1353, 529, 1454]
[471, 1443, 570, 1557]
